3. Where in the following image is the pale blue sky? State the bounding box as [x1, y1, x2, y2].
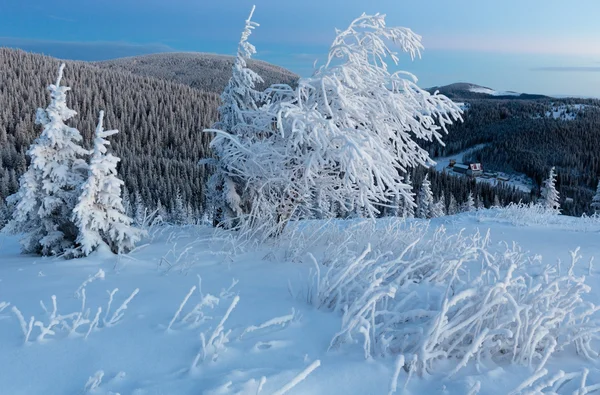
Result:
[1, 0, 599, 96]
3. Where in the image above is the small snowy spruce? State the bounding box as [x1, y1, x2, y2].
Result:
[541, 166, 560, 213]
[3, 64, 88, 255]
[462, 191, 475, 213]
[417, 175, 434, 219]
[72, 111, 142, 256]
[204, 5, 264, 229]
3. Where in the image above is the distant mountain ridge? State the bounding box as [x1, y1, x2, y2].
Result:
[428, 83, 550, 100]
[94, 52, 299, 94]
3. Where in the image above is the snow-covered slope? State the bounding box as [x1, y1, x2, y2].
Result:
[1, 212, 600, 394]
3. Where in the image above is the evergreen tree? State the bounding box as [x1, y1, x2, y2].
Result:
[462, 192, 475, 212]
[431, 194, 446, 218]
[448, 194, 459, 215]
[493, 194, 501, 208]
[402, 174, 416, 218]
[3, 64, 88, 255]
[541, 166, 560, 212]
[417, 175, 434, 219]
[72, 111, 141, 256]
[591, 181, 600, 214]
[205, 6, 264, 229]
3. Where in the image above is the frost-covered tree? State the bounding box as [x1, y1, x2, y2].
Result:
[448, 194, 459, 215]
[493, 194, 501, 208]
[431, 194, 446, 218]
[401, 174, 416, 218]
[591, 181, 600, 214]
[462, 192, 475, 213]
[3, 64, 88, 255]
[209, 13, 462, 236]
[417, 175, 434, 219]
[172, 188, 188, 224]
[72, 111, 141, 256]
[204, 6, 264, 229]
[541, 166, 560, 212]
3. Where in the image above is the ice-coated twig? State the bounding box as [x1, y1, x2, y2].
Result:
[11, 306, 34, 343]
[0, 301, 10, 313]
[75, 269, 105, 298]
[167, 286, 196, 332]
[240, 308, 295, 338]
[388, 355, 405, 395]
[84, 370, 104, 392]
[105, 288, 139, 327]
[271, 360, 321, 395]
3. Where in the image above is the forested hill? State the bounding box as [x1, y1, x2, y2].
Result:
[423, 83, 600, 216]
[0, 48, 222, 216]
[94, 52, 299, 93]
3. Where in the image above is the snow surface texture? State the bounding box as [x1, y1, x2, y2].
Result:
[2, 209, 600, 394]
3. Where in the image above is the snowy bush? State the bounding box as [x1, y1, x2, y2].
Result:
[307, 226, 600, 375]
[478, 203, 597, 229]
[205, 12, 462, 238]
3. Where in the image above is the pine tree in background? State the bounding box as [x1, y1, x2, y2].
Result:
[72, 111, 141, 256]
[493, 194, 501, 208]
[448, 194, 459, 215]
[541, 166, 560, 212]
[463, 192, 475, 212]
[591, 181, 600, 214]
[133, 191, 146, 226]
[3, 64, 88, 255]
[402, 174, 416, 218]
[204, 5, 264, 229]
[417, 175, 434, 219]
[432, 194, 446, 218]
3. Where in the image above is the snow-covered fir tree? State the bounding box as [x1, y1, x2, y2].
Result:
[541, 166, 560, 212]
[417, 175, 434, 219]
[204, 6, 264, 229]
[493, 194, 501, 208]
[431, 194, 446, 218]
[209, 13, 462, 236]
[3, 64, 88, 255]
[401, 174, 416, 218]
[591, 181, 600, 214]
[462, 192, 475, 212]
[448, 194, 459, 215]
[72, 111, 142, 256]
[133, 190, 146, 226]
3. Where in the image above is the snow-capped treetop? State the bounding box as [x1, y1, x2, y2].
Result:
[215, 5, 264, 135]
[542, 166, 560, 212]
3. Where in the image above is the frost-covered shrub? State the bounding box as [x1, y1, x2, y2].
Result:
[307, 226, 600, 375]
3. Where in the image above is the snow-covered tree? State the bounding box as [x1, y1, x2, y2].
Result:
[431, 194, 446, 218]
[448, 194, 459, 215]
[541, 166, 560, 212]
[401, 174, 416, 218]
[133, 190, 146, 226]
[3, 64, 88, 255]
[71, 111, 142, 256]
[591, 181, 600, 214]
[462, 192, 475, 213]
[417, 175, 434, 219]
[204, 6, 264, 229]
[171, 188, 188, 224]
[208, 13, 462, 236]
[493, 194, 501, 208]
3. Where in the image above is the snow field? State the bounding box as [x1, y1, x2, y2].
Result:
[2, 210, 600, 394]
